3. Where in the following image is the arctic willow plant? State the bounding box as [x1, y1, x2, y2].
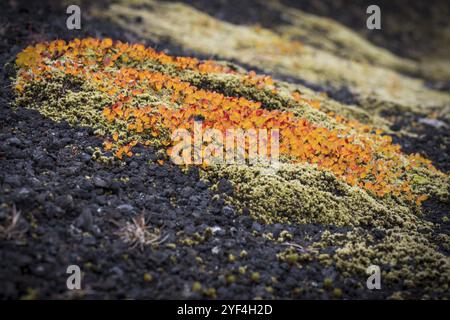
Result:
[15, 38, 439, 204]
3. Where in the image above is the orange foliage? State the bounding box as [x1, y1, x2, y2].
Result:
[15, 38, 437, 205]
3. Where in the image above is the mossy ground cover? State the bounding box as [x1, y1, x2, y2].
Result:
[12, 37, 450, 298]
[1, 0, 449, 299]
[14, 39, 448, 205]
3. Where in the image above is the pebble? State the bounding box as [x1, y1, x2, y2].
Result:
[116, 204, 135, 213]
[93, 176, 109, 188]
[211, 246, 221, 255]
[217, 178, 233, 194]
[74, 208, 94, 231]
[6, 137, 22, 147]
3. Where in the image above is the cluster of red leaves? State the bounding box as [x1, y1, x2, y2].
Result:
[15, 38, 233, 82]
[99, 68, 432, 202]
[15, 38, 436, 204]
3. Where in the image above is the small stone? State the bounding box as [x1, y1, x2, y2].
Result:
[93, 176, 109, 188]
[4, 175, 21, 187]
[238, 215, 253, 228]
[217, 178, 233, 194]
[196, 180, 208, 189]
[211, 246, 220, 255]
[32, 265, 46, 276]
[210, 226, 224, 236]
[116, 204, 135, 213]
[44, 203, 64, 217]
[251, 221, 263, 232]
[80, 153, 91, 163]
[55, 195, 74, 211]
[192, 211, 202, 219]
[14, 187, 33, 202]
[180, 186, 194, 198]
[7, 137, 22, 147]
[74, 208, 93, 231]
[110, 266, 124, 277]
[28, 177, 42, 188]
[222, 206, 235, 217]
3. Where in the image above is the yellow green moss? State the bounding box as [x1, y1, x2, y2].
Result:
[202, 163, 444, 230]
